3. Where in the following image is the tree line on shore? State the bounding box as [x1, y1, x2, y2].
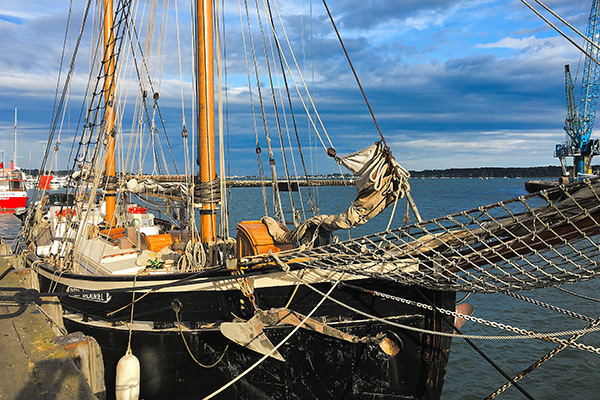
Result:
[23, 165, 590, 179]
[408, 166, 574, 178]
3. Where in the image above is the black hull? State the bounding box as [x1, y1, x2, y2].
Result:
[524, 179, 584, 201]
[524, 179, 559, 194]
[33, 259, 454, 399]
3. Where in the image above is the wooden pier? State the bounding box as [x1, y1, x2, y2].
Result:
[0, 252, 104, 400]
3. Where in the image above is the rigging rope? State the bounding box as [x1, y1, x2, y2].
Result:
[244, 0, 285, 222]
[174, 0, 193, 231]
[174, 0, 187, 129]
[556, 286, 600, 303]
[28, 0, 93, 211]
[259, 0, 300, 226]
[530, 0, 600, 53]
[485, 315, 600, 399]
[188, 0, 199, 241]
[215, 0, 229, 238]
[128, 15, 180, 175]
[320, 0, 387, 146]
[49, 0, 74, 133]
[222, 0, 233, 238]
[502, 290, 594, 322]
[275, 39, 317, 217]
[174, 306, 229, 368]
[20, 0, 130, 250]
[269, 0, 333, 150]
[264, 0, 313, 221]
[237, 0, 269, 217]
[521, 0, 600, 67]
[266, 0, 357, 225]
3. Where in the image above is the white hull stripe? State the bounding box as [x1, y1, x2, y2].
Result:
[34, 263, 365, 293]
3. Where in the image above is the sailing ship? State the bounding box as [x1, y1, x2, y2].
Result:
[15, 1, 600, 399]
[17, 1, 454, 399]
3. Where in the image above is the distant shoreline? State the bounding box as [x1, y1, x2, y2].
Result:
[407, 166, 571, 179]
[230, 166, 570, 187]
[24, 165, 580, 181]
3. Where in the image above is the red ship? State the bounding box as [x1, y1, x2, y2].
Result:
[0, 161, 27, 213]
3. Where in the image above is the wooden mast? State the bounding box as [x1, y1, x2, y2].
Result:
[103, 0, 116, 225]
[13, 107, 17, 169]
[195, 0, 217, 243]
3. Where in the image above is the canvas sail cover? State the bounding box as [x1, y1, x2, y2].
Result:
[126, 178, 189, 197]
[264, 141, 411, 244]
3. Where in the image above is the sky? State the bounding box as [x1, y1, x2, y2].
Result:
[0, 0, 594, 175]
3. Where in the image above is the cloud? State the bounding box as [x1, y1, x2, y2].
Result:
[324, 0, 467, 31]
[477, 35, 542, 49]
[0, 0, 596, 175]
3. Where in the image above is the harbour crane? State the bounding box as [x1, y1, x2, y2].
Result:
[555, 0, 600, 180]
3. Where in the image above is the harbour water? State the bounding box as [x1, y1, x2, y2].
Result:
[3, 177, 599, 399]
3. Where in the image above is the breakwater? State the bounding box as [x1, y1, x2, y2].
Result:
[227, 179, 352, 188]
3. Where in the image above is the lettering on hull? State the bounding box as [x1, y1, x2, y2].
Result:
[67, 287, 112, 303]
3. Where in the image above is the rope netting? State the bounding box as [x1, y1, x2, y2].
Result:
[242, 177, 600, 293]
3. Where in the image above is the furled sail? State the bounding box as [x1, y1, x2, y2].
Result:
[126, 177, 189, 197]
[263, 141, 411, 243]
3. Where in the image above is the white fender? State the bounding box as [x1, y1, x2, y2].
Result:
[115, 349, 140, 400]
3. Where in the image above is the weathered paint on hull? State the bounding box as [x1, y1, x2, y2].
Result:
[33, 259, 454, 400]
[65, 315, 450, 400]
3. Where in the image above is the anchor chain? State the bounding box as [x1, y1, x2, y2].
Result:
[485, 316, 600, 399]
[236, 271, 259, 311]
